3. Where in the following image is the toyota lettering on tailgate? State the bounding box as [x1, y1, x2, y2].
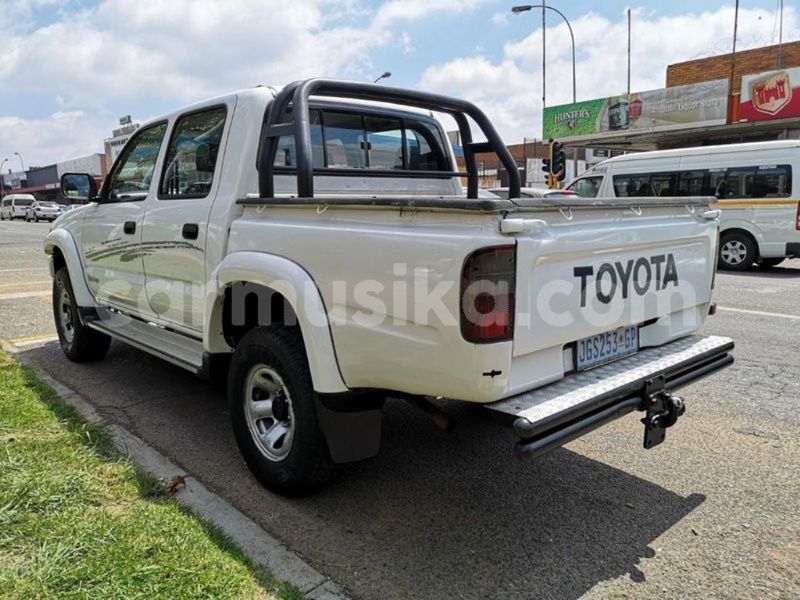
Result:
[573, 254, 679, 307]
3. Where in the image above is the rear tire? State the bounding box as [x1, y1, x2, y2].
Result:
[227, 326, 334, 496]
[718, 232, 757, 271]
[758, 257, 784, 269]
[53, 267, 111, 362]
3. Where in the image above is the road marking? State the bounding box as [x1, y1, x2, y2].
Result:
[0, 291, 51, 301]
[0, 280, 50, 288]
[7, 334, 59, 347]
[0, 267, 48, 273]
[718, 306, 800, 321]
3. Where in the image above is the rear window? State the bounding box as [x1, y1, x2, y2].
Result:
[14, 198, 33, 206]
[274, 109, 452, 173]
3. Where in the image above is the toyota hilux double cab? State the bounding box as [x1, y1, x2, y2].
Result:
[45, 79, 734, 495]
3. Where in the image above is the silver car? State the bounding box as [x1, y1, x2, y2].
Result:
[25, 200, 62, 222]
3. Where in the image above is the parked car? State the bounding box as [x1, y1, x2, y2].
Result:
[0, 194, 36, 220]
[46, 79, 733, 495]
[25, 200, 62, 222]
[489, 186, 580, 199]
[565, 140, 800, 270]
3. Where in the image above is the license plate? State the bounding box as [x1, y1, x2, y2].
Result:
[576, 326, 639, 371]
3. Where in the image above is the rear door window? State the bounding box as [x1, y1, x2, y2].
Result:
[160, 106, 227, 198]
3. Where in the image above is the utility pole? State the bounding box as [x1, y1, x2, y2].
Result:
[542, 3, 546, 109]
[730, 0, 739, 93]
[777, 0, 784, 68]
[627, 9, 631, 96]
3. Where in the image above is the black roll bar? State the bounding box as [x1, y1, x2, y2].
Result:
[256, 78, 521, 200]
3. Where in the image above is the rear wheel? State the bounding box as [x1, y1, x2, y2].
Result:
[758, 257, 784, 269]
[718, 232, 757, 271]
[227, 326, 334, 496]
[53, 267, 111, 362]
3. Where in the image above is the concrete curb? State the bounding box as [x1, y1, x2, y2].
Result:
[3, 342, 349, 600]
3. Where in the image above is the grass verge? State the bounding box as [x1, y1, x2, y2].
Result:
[0, 350, 302, 599]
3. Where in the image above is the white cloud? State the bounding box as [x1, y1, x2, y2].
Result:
[0, 111, 113, 168]
[0, 0, 496, 166]
[419, 5, 799, 143]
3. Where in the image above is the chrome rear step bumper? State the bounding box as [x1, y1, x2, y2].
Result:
[486, 335, 734, 459]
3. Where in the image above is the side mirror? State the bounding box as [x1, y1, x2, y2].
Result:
[61, 173, 98, 202]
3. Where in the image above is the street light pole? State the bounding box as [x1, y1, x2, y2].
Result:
[373, 71, 392, 84]
[0, 158, 7, 199]
[14, 152, 26, 172]
[512, 4, 576, 104]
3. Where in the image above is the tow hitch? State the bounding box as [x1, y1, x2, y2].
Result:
[642, 375, 686, 449]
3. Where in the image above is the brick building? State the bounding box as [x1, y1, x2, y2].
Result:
[667, 41, 800, 94]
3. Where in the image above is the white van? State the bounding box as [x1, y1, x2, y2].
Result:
[0, 194, 37, 221]
[566, 140, 800, 270]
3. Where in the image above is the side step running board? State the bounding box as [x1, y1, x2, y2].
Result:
[85, 314, 206, 375]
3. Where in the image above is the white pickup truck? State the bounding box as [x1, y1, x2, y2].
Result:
[46, 79, 734, 495]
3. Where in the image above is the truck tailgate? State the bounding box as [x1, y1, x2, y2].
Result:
[512, 204, 718, 359]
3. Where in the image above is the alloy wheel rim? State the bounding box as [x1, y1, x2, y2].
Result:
[58, 286, 75, 343]
[721, 240, 747, 265]
[244, 365, 295, 461]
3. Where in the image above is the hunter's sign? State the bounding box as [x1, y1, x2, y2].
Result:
[740, 67, 800, 122]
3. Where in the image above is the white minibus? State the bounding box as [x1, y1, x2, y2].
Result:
[567, 140, 800, 270]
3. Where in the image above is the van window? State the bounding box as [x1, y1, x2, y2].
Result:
[160, 106, 227, 198]
[1, 199, 9, 207]
[650, 173, 676, 196]
[754, 165, 792, 197]
[676, 170, 707, 196]
[722, 167, 756, 199]
[613, 174, 651, 197]
[568, 176, 602, 198]
[14, 198, 33, 207]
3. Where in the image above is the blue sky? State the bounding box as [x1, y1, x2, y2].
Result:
[0, 0, 796, 166]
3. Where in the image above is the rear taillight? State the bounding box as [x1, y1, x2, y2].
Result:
[795, 202, 800, 231]
[460, 245, 516, 343]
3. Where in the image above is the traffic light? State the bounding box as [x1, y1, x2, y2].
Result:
[542, 139, 554, 188]
[552, 141, 567, 182]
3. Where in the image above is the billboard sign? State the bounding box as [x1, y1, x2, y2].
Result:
[543, 79, 729, 140]
[740, 67, 800, 121]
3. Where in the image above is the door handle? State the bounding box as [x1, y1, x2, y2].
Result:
[182, 223, 199, 240]
[123, 221, 136, 235]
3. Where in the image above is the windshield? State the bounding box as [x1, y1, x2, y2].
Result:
[39, 202, 59, 208]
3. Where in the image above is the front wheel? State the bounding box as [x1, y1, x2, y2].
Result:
[718, 233, 757, 271]
[227, 326, 334, 496]
[53, 267, 111, 362]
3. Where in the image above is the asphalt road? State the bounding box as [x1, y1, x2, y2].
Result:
[1, 219, 798, 599]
